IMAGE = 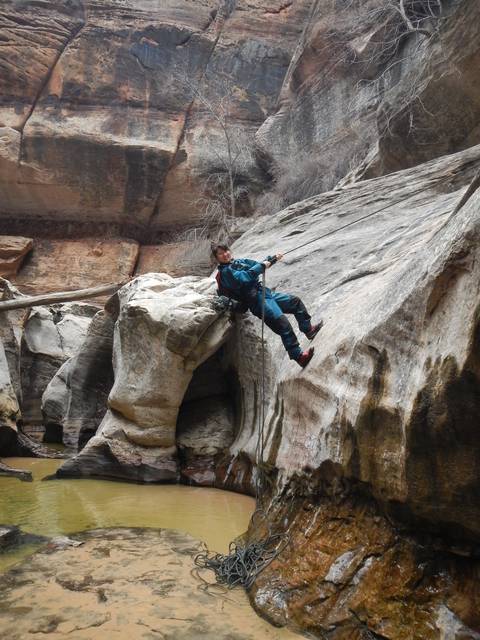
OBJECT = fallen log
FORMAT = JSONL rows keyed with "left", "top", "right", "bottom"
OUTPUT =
{"left": 0, "top": 281, "right": 127, "bottom": 312}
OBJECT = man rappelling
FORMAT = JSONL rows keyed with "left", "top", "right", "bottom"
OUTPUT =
{"left": 212, "top": 243, "right": 322, "bottom": 367}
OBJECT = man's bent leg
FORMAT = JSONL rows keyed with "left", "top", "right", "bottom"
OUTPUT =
{"left": 273, "top": 292, "right": 312, "bottom": 334}
{"left": 265, "top": 314, "right": 302, "bottom": 360}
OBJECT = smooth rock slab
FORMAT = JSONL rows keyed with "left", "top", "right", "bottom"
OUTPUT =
{"left": 229, "top": 143, "right": 480, "bottom": 541}
{"left": 0, "top": 527, "right": 302, "bottom": 640}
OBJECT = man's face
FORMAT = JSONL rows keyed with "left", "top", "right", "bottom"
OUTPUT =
{"left": 216, "top": 247, "right": 232, "bottom": 264}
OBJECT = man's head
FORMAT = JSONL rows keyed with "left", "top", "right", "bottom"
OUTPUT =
{"left": 211, "top": 243, "right": 232, "bottom": 264}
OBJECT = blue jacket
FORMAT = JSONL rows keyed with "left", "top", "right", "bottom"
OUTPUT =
{"left": 216, "top": 258, "right": 266, "bottom": 308}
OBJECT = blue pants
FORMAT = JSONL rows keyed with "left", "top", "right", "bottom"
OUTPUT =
{"left": 251, "top": 289, "right": 312, "bottom": 360}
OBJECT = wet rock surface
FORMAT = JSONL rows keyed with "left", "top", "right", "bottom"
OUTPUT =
{"left": 0, "top": 527, "right": 302, "bottom": 640}
{"left": 250, "top": 492, "right": 480, "bottom": 640}
{"left": 0, "top": 461, "right": 32, "bottom": 482}
{"left": 0, "top": 525, "right": 20, "bottom": 548}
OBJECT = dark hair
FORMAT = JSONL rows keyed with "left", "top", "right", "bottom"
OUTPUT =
{"left": 211, "top": 243, "right": 229, "bottom": 258}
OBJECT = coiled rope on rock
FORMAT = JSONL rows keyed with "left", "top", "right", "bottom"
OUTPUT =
{"left": 194, "top": 527, "right": 289, "bottom": 590}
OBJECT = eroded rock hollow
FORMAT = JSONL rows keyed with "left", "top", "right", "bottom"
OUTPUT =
{"left": 57, "top": 274, "right": 233, "bottom": 481}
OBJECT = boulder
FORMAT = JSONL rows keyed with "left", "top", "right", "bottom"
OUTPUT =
{"left": 0, "top": 236, "right": 33, "bottom": 277}
{"left": 0, "top": 524, "right": 20, "bottom": 549}
{"left": 226, "top": 143, "right": 480, "bottom": 542}
{"left": 42, "top": 310, "right": 115, "bottom": 450}
{"left": 57, "top": 274, "right": 233, "bottom": 482}
{"left": 21, "top": 303, "right": 99, "bottom": 424}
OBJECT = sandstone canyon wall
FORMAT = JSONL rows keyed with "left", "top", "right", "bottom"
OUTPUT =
{"left": 1, "top": 1, "right": 480, "bottom": 638}
{"left": 0, "top": 0, "right": 312, "bottom": 294}
{"left": 47, "top": 143, "right": 480, "bottom": 638}
{"left": 257, "top": 0, "right": 480, "bottom": 194}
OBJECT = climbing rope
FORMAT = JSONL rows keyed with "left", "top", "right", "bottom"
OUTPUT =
{"left": 193, "top": 265, "right": 289, "bottom": 592}
{"left": 282, "top": 170, "right": 480, "bottom": 259}
{"left": 282, "top": 199, "right": 401, "bottom": 257}
{"left": 256, "top": 270, "right": 267, "bottom": 484}
{"left": 193, "top": 527, "right": 289, "bottom": 590}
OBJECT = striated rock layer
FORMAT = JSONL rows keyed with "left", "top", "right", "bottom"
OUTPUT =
{"left": 0, "top": 0, "right": 310, "bottom": 238}
{"left": 257, "top": 0, "right": 480, "bottom": 192}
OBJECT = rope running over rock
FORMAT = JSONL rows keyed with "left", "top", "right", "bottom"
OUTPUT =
{"left": 193, "top": 270, "right": 288, "bottom": 592}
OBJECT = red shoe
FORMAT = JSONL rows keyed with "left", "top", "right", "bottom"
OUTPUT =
{"left": 297, "top": 347, "right": 314, "bottom": 368}
{"left": 305, "top": 320, "right": 323, "bottom": 341}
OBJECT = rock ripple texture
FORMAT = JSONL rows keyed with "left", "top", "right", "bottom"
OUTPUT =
{"left": 0, "top": 527, "right": 303, "bottom": 639}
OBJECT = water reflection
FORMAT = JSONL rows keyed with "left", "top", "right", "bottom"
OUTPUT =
{"left": 0, "top": 459, "right": 307, "bottom": 639}
{"left": 0, "top": 458, "right": 254, "bottom": 567}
